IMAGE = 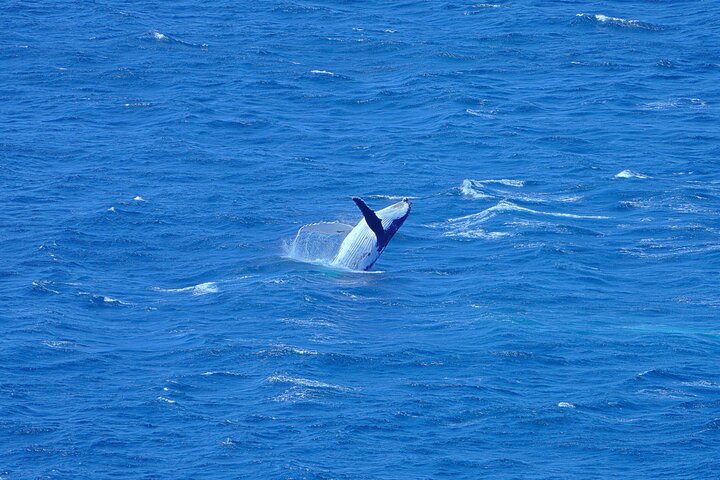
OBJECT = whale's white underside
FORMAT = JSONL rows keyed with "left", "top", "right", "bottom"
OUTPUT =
{"left": 332, "top": 200, "right": 410, "bottom": 271}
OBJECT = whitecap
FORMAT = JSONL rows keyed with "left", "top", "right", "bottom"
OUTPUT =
{"left": 32, "top": 279, "right": 60, "bottom": 294}
{"left": 441, "top": 201, "right": 607, "bottom": 239}
{"left": 41, "top": 340, "right": 74, "bottom": 349}
{"left": 79, "top": 292, "right": 128, "bottom": 305}
{"left": 133, "top": 195, "right": 145, "bottom": 201}
{"left": 558, "top": 402, "right": 576, "bottom": 408}
{"left": 267, "top": 375, "right": 349, "bottom": 391}
{"left": 479, "top": 179, "right": 525, "bottom": 187}
{"left": 640, "top": 98, "right": 706, "bottom": 110}
{"left": 615, "top": 169, "right": 649, "bottom": 179}
{"left": 258, "top": 345, "right": 319, "bottom": 357}
{"left": 449, "top": 200, "right": 607, "bottom": 222}
{"left": 367, "top": 194, "right": 418, "bottom": 200}
{"left": 148, "top": 30, "right": 208, "bottom": 48}
{"left": 157, "top": 396, "right": 176, "bottom": 404}
{"left": 310, "top": 69, "right": 335, "bottom": 76}
{"left": 152, "top": 282, "right": 219, "bottom": 296}
{"left": 460, "top": 179, "right": 493, "bottom": 199}
{"left": 466, "top": 108, "right": 495, "bottom": 118}
{"left": 576, "top": 13, "right": 662, "bottom": 31}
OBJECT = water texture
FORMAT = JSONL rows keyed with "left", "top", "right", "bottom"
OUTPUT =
{"left": 2, "top": 1, "right": 719, "bottom": 478}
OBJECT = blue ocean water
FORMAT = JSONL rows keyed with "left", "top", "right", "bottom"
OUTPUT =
{"left": 2, "top": 0, "right": 720, "bottom": 477}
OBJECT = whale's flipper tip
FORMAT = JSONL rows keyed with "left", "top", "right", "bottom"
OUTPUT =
{"left": 352, "top": 197, "right": 385, "bottom": 242}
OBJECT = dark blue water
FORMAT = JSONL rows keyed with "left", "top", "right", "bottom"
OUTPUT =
{"left": 2, "top": 1, "right": 720, "bottom": 478}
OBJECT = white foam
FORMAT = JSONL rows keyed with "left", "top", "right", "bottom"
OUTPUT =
{"left": 576, "top": 13, "right": 661, "bottom": 30}
{"left": 442, "top": 201, "right": 607, "bottom": 239}
{"left": 201, "top": 371, "right": 244, "bottom": 377}
{"left": 41, "top": 340, "right": 73, "bottom": 349}
{"left": 157, "top": 396, "right": 176, "bottom": 404}
{"left": 267, "top": 375, "right": 349, "bottom": 391}
{"left": 79, "top": 292, "right": 128, "bottom": 305}
{"left": 595, "top": 14, "right": 635, "bottom": 25}
{"left": 466, "top": 108, "right": 495, "bottom": 118}
{"left": 640, "top": 98, "right": 706, "bottom": 110}
{"left": 259, "top": 345, "right": 319, "bottom": 357}
{"left": 445, "top": 229, "right": 510, "bottom": 240}
{"left": 615, "top": 169, "right": 649, "bottom": 179}
{"left": 449, "top": 201, "right": 608, "bottom": 222}
{"left": 367, "top": 194, "right": 418, "bottom": 200}
{"left": 133, "top": 195, "right": 145, "bottom": 201}
{"left": 152, "top": 31, "right": 167, "bottom": 41}
{"left": 32, "top": 279, "right": 60, "bottom": 294}
{"left": 152, "top": 282, "right": 219, "bottom": 296}
{"left": 558, "top": 402, "right": 576, "bottom": 408}
{"left": 310, "top": 69, "right": 335, "bottom": 76}
{"left": 192, "top": 282, "right": 219, "bottom": 295}
{"left": 460, "top": 179, "right": 493, "bottom": 199}
{"left": 481, "top": 179, "right": 525, "bottom": 187}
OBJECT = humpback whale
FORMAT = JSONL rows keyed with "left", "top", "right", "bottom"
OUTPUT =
{"left": 331, "top": 197, "right": 412, "bottom": 271}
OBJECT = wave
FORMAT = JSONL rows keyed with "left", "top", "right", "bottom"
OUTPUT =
{"left": 257, "top": 345, "right": 320, "bottom": 357}
{"left": 32, "top": 279, "right": 60, "bottom": 294}
{"left": 466, "top": 108, "right": 496, "bottom": 118}
{"left": 148, "top": 30, "right": 208, "bottom": 48}
{"left": 441, "top": 200, "right": 607, "bottom": 239}
{"left": 575, "top": 13, "right": 663, "bottom": 31}
{"left": 460, "top": 179, "right": 580, "bottom": 204}
{"left": 615, "top": 169, "right": 649, "bottom": 179}
{"left": 79, "top": 291, "right": 128, "bottom": 306}
{"left": 639, "top": 98, "right": 706, "bottom": 110}
{"left": 152, "top": 282, "right": 219, "bottom": 296}
{"left": 268, "top": 374, "right": 350, "bottom": 391}
{"left": 367, "top": 194, "right": 418, "bottom": 200}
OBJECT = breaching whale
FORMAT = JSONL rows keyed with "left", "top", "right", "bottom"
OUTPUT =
{"left": 331, "top": 197, "right": 412, "bottom": 271}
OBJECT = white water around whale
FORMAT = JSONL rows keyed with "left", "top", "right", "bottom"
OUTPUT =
{"left": 287, "top": 221, "right": 353, "bottom": 265}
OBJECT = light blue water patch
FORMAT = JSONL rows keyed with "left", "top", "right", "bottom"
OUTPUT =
{"left": 2, "top": 1, "right": 720, "bottom": 478}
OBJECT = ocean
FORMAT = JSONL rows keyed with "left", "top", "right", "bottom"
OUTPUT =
{"left": 2, "top": 1, "right": 719, "bottom": 478}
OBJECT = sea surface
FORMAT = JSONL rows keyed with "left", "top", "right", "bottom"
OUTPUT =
{"left": 2, "top": 1, "right": 720, "bottom": 478}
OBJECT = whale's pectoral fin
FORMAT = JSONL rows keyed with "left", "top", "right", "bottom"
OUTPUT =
{"left": 352, "top": 197, "right": 384, "bottom": 242}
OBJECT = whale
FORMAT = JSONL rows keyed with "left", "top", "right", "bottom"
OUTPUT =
{"left": 331, "top": 197, "right": 412, "bottom": 271}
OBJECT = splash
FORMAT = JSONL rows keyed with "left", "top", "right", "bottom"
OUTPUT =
{"left": 286, "top": 221, "right": 352, "bottom": 265}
